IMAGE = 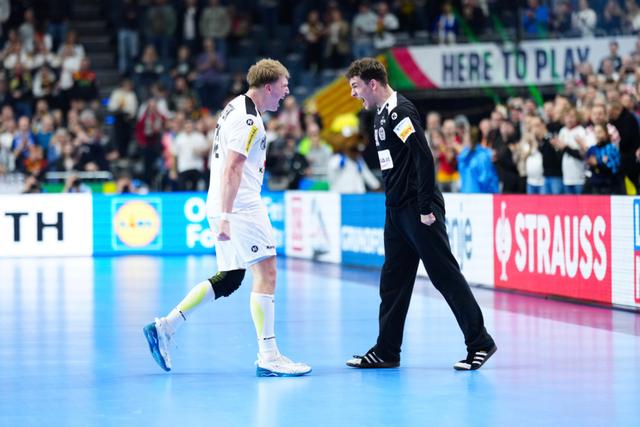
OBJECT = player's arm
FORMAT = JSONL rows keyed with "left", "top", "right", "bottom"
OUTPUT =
{"left": 392, "top": 108, "right": 436, "bottom": 224}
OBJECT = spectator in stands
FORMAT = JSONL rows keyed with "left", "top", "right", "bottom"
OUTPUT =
{"left": 199, "top": 0, "right": 231, "bottom": 60}
{"left": 457, "top": 127, "right": 499, "bottom": 193}
{"left": 8, "top": 61, "right": 32, "bottom": 117}
{"left": 608, "top": 100, "right": 640, "bottom": 192}
{"left": 53, "top": 130, "right": 76, "bottom": 172}
{"left": 266, "top": 135, "right": 309, "bottom": 190}
{"left": 71, "top": 58, "right": 99, "bottom": 105}
{"left": 178, "top": 0, "right": 200, "bottom": 55}
{"left": 551, "top": 1, "right": 573, "bottom": 36}
{"left": 169, "top": 75, "right": 199, "bottom": 115}
{"left": 522, "top": 0, "right": 549, "bottom": 36}
{"left": 328, "top": 145, "right": 380, "bottom": 193}
{"left": 74, "top": 113, "right": 110, "bottom": 172}
{"left": 32, "top": 65, "right": 57, "bottom": 106}
{"left": 298, "top": 121, "right": 332, "bottom": 182}
{"left": 58, "top": 44, "right": 81, "bottom": 112}
{"left": 572, "top": 0, "right": 598, "bottom": 37}
{"left": 585, "top": 123, "right": 622, "bottom": 193}
{"left": 351, "top": 2, "right": 377, "bottom": 59}
{"left": 586, "top": 102, "right": 621, "bottom": 146}
{"left": 195, "top": 37, "right": 225, "bottom": 112}
{"left": 3, "top": 39, "right": 29, "bottom": 71}
{"left": 600, "top": 41, "right": 622, "bottom": 74}
{"left": 300, "top": 10, "right": 325, "bottom": 72}
{"left": 108, "top": 78, "right": 138, "bottom": 158}
{"left": 324, "top": 7, "right": 350, "bottom": 70}
{"left": 18, "top": 8, "right": 35, "bottom": 51}
{"left": 30, "top": 38, "right": 60, "bottom": 71}
{"left": 170, "top": 118, "right": 208, "bottom": 191}
{"left": 372, "top": 2, "right": 398, "bottom": 50}
{"left": 172, "top": 45, "right": 196, "bottom": 83}
{"left": 276, "top": 95, "right": 303, "bottom": 139}
{"left": 434, "top": 2, "right": 459, "bottom": 44}
{"left": 601, "top": 0, "right": 624, "bottom": 35}
{"left": 144, "top": 0, "right": 176, "bottom": 66}
{"left": 494, "top": 120, "right": 522, "bottom": 193}
{"left": 135, "top": 98, "right": 166, "bottom": 186}
{"left": 11, "top": 116, "right": 35, "bottom": 174}
{"left": 159, "top": 113, "right": 182, "bottom": 191}
{"left": 134, "top": 45, "right": 166, "bottom": 101}
{"left": 461, "top": 0, "right": 486, "bottom": 37}
{"left": 35, "top": 114, "right": 54, "bottom": 162}
{"left": 425, "top": 111, "right": 441, "bottom": 134}
{"left": 435, "top": 120, "right": 460, "bottom": 192}
{"left": 522, "top": 122, "right": 544, "bottom": 194}
{"left": 117, "top": 0, "right": 141, "bottom": 75}
{"left": 556, "top": 107, "right": 588, "bottom": 194}
{"left": 57, "top": 29, "right": 85, "bottom": 59}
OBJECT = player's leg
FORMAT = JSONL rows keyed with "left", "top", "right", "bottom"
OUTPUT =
{"left": 232, "top": 207, "right": 311, "bottom": 376}
{"left": 347, "top": 209, "right": 420, "bottom": 368}
{"left": 248, "top": 257, "right": 311, "bottom": 377}
{"left": 405, "top": 203, "right": 496, "bottom": 370}
{"left": 143, "top": 217, "right": 247, "bottom": 372}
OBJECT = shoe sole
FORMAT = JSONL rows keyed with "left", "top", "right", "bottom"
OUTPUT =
{"left": 143, "top": 324, "right": 171, "bottom": 372}
{"left": 453, "top": 345, "right": 497, "bottom": 371}
{"left": 346, "top": 361, "right": 400, "bottom": 369}
{"left": 256, "top": 367, "right": 312, "bottom": 377}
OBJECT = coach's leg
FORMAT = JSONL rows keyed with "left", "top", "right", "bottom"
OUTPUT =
{"left": 375, "top": 210, "right": 420, "bottom": 361}
{"left": 406, "top": 204, "right": 494, "bottom": 352}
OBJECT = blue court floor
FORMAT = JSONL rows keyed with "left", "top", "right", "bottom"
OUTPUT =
{"left": 0, "top": 255, "right": 639, "bottom": 427}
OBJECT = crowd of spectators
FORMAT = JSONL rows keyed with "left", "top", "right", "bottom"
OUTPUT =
{"left": 426, "top": 39, "right": 640, "bottom": 195}
{"left": 1, "top": 0, "right": 640, "bottom": 196}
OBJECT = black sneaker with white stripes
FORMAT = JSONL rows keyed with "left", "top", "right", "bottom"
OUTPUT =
{"left": 453, "top": 345, "right": 497, "bottom": 371}
{"left": 346, "top": 349, "right": 400, "bottom": 368}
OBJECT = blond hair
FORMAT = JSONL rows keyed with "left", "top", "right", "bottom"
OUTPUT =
{"left": 246, "top": 59, "right": 290, "bottom": 88}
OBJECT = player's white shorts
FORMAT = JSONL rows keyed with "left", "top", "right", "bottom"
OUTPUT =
{"left": 208, "top": 205, "right": 277, "bottom": 271}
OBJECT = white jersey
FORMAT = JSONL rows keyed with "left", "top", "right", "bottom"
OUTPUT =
{"left": 207, "top": 95, "right": 268, "bottom": 215}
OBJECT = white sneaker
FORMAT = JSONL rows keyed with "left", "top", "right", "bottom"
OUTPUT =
{"left": 143, "top": 317, "right": 173, "bottom": 372}
{"left": 156, "top": 317, "right": 174, "bottom": 369}
{"left": 256, "top": 353, "right": 312, "bottom": 377}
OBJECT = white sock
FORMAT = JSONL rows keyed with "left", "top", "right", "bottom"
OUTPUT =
{"left": 164, "top": 280, "right": 215, "bottom": 334}
{"left": 250, "top": 292, "right": 278, "bottom": 358}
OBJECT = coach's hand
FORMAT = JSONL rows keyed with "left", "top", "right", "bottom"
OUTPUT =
{"left": 217, "top": 219, "right": 231, "bottom": 241}
{"left": 420, "top": 213, "right": 436, "bottom": 226}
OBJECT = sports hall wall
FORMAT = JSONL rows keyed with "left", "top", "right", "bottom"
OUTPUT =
{"left": 1, "top": 192, "right": 638, "bottom": 310}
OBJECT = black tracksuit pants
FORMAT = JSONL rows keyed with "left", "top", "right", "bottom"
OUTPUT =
{"left": 375, "top": 201, "right": 495, "bottom": 361}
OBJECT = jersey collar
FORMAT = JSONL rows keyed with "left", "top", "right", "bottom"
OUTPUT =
{"left": 377, "top": 91, "right": 397, "bottom": 115}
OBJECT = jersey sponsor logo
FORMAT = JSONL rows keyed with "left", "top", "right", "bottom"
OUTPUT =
{"left": 378, "top": 127, "right": 386, "bottom": 141}
{"left": 245, "top": 125, "right": 259, "bottom": 153}
{"left": 394, "top": 117, "right": 415, "bottom": 143}
{"left": 246, "top": 118, "right": 254, "bottom": 126}
{"left": 251, "top": 245, "right": 258, "bottom": 253}
{"left": 378, "top": 149, "right": 393, "bottom": 170}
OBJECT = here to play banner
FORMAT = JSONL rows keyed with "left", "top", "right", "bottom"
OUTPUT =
{"left": 387, "top": 37, "right": 637, "bottom": 89}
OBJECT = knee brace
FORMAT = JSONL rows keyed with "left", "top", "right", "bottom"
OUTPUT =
{"left": 209, "top": 269, "right": 246, "bottom": 299}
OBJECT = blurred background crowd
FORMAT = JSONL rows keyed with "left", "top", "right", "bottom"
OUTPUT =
{"left": 0, "top": 0, "right": 638, "bottom": 196}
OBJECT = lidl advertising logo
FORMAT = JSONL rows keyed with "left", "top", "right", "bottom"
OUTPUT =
{"left": 111, "top": 198, "right": 162, "bottom": 250}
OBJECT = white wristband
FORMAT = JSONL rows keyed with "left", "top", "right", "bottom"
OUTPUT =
{"left": 220, "top": 212, "right": 230, "bottom": 221}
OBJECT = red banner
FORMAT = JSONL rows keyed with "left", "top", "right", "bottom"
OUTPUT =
{"left": 493, "top": 196, "right": 611, "bottom": 303}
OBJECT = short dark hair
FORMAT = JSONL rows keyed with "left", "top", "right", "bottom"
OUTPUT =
{"left": 346, "top": 58, "right": 388, "bottom": 86}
